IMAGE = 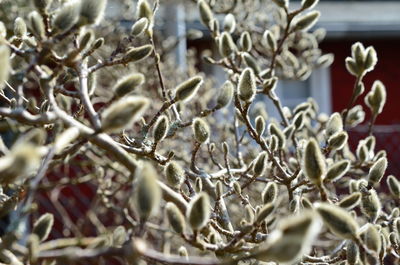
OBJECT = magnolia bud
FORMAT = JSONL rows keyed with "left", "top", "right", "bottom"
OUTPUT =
{"left": 113, "top": 74, "right": 145, "bottom": 98}
{"left": 264, "top": 30, "right": 277, "bottom": 52}
{"left": 52, "top": 1, "right": 81, "bottom": 34}
{"left": 198, "top": 0, "right": 213, "bottom": 28}
{"left": 131, "top": 18, "right": 148, "bottom": 36}
{"left": 255, "top": 115, "right": 265, "bottom": 137}
{"left": 28, "top": 11, "right": 45, "bottom": 40}
{"left": 368, "top": 157, "right": 387, "bottom": 187}
{"left": 79, "top": 0, "right": 107, "bottom": 25}
{"left": 364, "top": 46, "right": 377, "bottom": 72}
{"left": 242, "top": 52, "right": 260, "bottom": 74}
{"left": 361, "top": 189, "right": 381, "bottom": 223}
{"left": 301, "top": 197, "right": 313, "bottom": 209}
{"left": 315, "top": 203, "right": 359, "bottom": 239}
{"left": 153, "top": 115, "right": 169, "bottom": 143}
{"left": 316, "top": 53, "right": 334, "bottom": 68}
{"left": 14, "top": 17, "right": 27, "bottom": 37}
{"left": 165, "top": 202, "right": 185, "bottom": 234}
{"left": 284, "top": 125, "right": 295, "bottom": 139}
{"left": 338, "top": 192, "right": 361, "bottom": 210}
{"left": 223, "top": 13, "right": 236, "bottom": 33}
{"left": 294, "top": 11, "right": 320, "bottom": 31}
{"left": 271, "top": 0, "right": 288, "bottom": 8}
{"left": 363, "top": 224, "right": 381, "bottom": 253}
{"left": 133, "top": 163, "right": 161, "bottom": 221}
{"left": 194, "top": 177, "right": 203, "bottom": 193}
{"left": 303, "top": 139, "right": 326, "bottom": 185}
{"left": 219, "top": 32, "right": 236, "bottom": 57}
{"left": 325, "top": 160, "right": 350, "bottom": 182}
{"left": 238, "top": 68, "right": 256, "bottom": 102}
{"left": 233, "top": 182, "right": 241, "bottom": 195}
{"left": 0, "top": 45, "right": 10, "bottom": 89}
{"left": 255, "top": 203, "right": 275, "bottom": 224}
{"left": 186, "top": 192, "right": 210, "bottom": 230}
{"left": 262, "top": 182, "right": 278, "bottom": 204}
{"left": 293, "top": 112, "right": 305, "bottom": 130}
{"left": 365, "top": 80, "right": 386, "bottom": 116}
{"left": 254, "top": 152, "right": 267, "bottom": 176}
{"left": 101, "top": 96, "right": 149, "bottom": 133}
{"left": 92, "top": 38, "right": 104, "bottom": 50}
{"left": 302, "top": 0, "right": 319, "bottom": 9}
{"left": 165, "top": 162, "right": 184, "bottom": 189}
{"left": 325, "top": 112, "right": 343, "bottom": 138}
{"left": 387, "top": 175, "right": 400, "bottom": 198}
{"left": 215, "top": 80, "right": 234, "bottom": 109}
{"left": 27, "top": 234, "right": 39, "bottom": 264}
{"left": 33, "top": 213, "right": 54, "bottom": 242}
{"left": 175, "top": 76, "right": 203, "bottom": 102}
{"left": 346, "top": 241, "right": 359, "bottom": 265}
{"left": 347, "top": 105, "right": 365, "bottom": 127}
{"left": 78, "top": 30, "right": 94, "bottom": 52}
{"left": 215, "top": 181, "right": 223, "bottom": 198}
{"left": 327, "top": 131, "right": 348, "bottom": 151}
{"left": 123, "top": 45, "right": 153, "bottom": 63}
{"left": 192, "top": 118, "right": 210, "bottom": 143}
{"left": 239, "top": 31, "right": 252, "bottom": 52}
{"left": 268, "top": 123, "right": 286, "bottom": 149}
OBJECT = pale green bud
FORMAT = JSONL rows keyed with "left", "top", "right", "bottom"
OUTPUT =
{"left": 361, "top": 189, "right": 381, "bottom": 223}
{"left": 255, "top": 115, "right": 265, "bottom": 137}
{"left": 131, "top": 18, "right": 148, "bottom": 36}
{"left": 293, "top": 112, "right": 305, "bottom": 130}
{"left": 242, "top": 52, "right": 260, "bottom": 74}
{"left": 223, "top": 13, "right": 236, "bottom": 33}
{"left": 33, "top": 213, "right": 54, "bottom": 242}
{"left": 294, "top": 11, "right": 320, "bottom": 31}
{"left": 28, "top": 11, "right": 45, "bottom": 40}
{"left": 303, "top": 139, "right": 326, "bottom": 185}
{"left": 262, "top": 182, "right": 278, "bottom": 204}
{"left": 165, "top": 161, "right": 184, "bottom": 189}
{"left": 233, "top": 181, "right": 241, "bottom": 195}
{"left": 153, "top": 115, "right": 169, "bottom": 143}
{"left": 364, "top": 46, "right": 377, "bottom": 72}
{"left": 92, "top": 38, "right": 104, "bottom": 50}
{"left": 133, "top": 163, "right": 161, "bottom": 221}
{"left": 0, "top": 22, "right": 6, "bottom": 38}
{"left": 52, "top": 1, "right": 80, "bottom": 34}
{"left": 187, "top": 29, "right": 203, "bottom": 40}
{"left": 79, "top": 0, "right": 107, "bottom": 25}
{"left": 263, "top": 30, "right": 276, "bottom": 51}
{"left": 215, "top": 80, "right": 234, "bottom": 109}
{"left": 316, "top": 53, "right": 334, "bottom": 68}
{"left": 268, "top": 123, "right": 286, "bottom": 149}
{"left": 255, "top": 203, "right": 275, "bottom": 224}
{"left": 101, "top": 96, "right": 149, "bottom": 133}
{"left": 302, "top": 0, "right": 319, "bottom": 10}
{"left": 362, "top": 224, "right": 381, "bottom": 253}
{"left": 0, "top": 45, "right": 10, "bottom": 89}
{"left": 238, "top": 68, "right": 256, "bottom": 102}
{"left": 219, "top": 32, "right": 236, "bottom": 57}
{"left": 198, "top": 0, "right": 213, "bottom": 29}
{"left": 301, "top": 197, "right": 313, "bottom": 209}
{"left": 192, "top": 118, "right": 210, "bottom": 143}
{"left": 186, "top": 192, "right": 210, "bottom": 230}
{"left": 325, "top": 112, "right": 343, "bottom": 138}
{"left": 325, "top": 160, "right": 350, "bottom": 182}
{"left": 387, "top": 175, "right": 400, "bottom": 198}
{"left": 78, "top": 30, "right": 94, "bottom": 52}
{"left": 368, "top": 157, "right": 387, "bottom": 187}
{"left": 123, "top": 45, "right": 153, "bottom": 63}
{"left": 347, "top": 105, "right": 365, "bottom": 127}
{"left": 315, "top": 203, "right": 359, "bottom": 239}
{"left": 352, "top": 42, "right": 365, "bottom": 67}
{"left": 165, "top": 202, "right": 185, "bottom": 234}
{"left": 194, "top": 177, "right": 203, "bottom": 193}
{"left": 346, "top": 57, "right": 362, "bottom": 76}
{"left": 239, "top": 31, "right": 252, "bottom": 52}
{"left": 284, "top": 125, "right": 295, "bottom": 139}
{"left": 327, "top": 131, "right": 348, "bottom": 151}
{"left": 113, "top": 73, "right": 145, "bottom": 98}
{"left": 14, "top": 17, "right": 27, "bottom": 37}
{"left": 338, "top": 192, "right": 361, "bottom": 210}
{"left": 254, "top": 152, "right": 267, "bottom": 176}
{"left": 175, "top": 76, "right": 203, "bottom": 102}
{"left": 346, "top": 241, "right": 359, "bottom": 265}
{"left": 365, "top": 80, "right": 386, "bottom": 116}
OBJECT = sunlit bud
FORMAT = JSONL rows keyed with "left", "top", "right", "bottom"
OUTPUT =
{"left": 101, "top": 96, "right": 149, "bottom": 133}
{"left": 113, "top": 74, "right": 145, "bottom": 98}
{"left": 325, "top": 160, "right": 350, "bottom": 182}
{"left": 92, "top": 38, "right": 104, "bottom": 50}
{"left": 123, "top": 45, "right": 153, "bottom": 63}
{"left": 325, "top": 112, "right": 343, "bottom": 138}
{"left": 33, "top": 213, "right": 54, "bottom": 242}
{"left": 284, "top": 125, "right": 295, "bottom": 139}
{"left": 165, "top": 162, "right": 184, "bottom": 189}
{"left": 219, "top": 32, "right": 236, "bottom": 57}
{"left": 365, "top": 80, "right": 386, "bottom": 116}
{"left": 192, "top": 118, "right": 210, "bottom": 143}
{"left": 387, "top": 175, "right": 400, "bottom": 198}
{"left": 14, "top": 17, "right": 27, "bottom": 37}
{"left": 178, "top": 246, "right": 189, "bottom": 259}
{"left": 293, "top": 112, "right": 305, "bottom": 130}
{"left": 78, "top": 30, "right": 94, "bottom": 52}
{"left": 52, "top": 1, "right": 81, "bottom": 34}
{"left": 263, "top": 30, "right": 276, "bottom": 52}
{"left": 338, "top": 192, "right": 361, "bottom": 210}
{"left": 294, "top": 11, "right": 320, "bottom": 31}
{"left": 347, "top": 105, "right": 365, "bottom": 127}
{"left": 302, "top": 138, "right": 326, "bottom": 185}
{"left": 233, "top": 182, "right": 241, "bottom": 195}
{"left": 368, "top": 157, "right": 387, "bottom": 187}
{"left": 301, "top": 197, "right": 313, "bottom": 209}
{"left": 131, "top": 18, "right": 148, "bottom": 36}
{"left": 268, "top": 123, "right": 286, "bottom": 149}
{"left": 316, "top": 53, "right": 334, "bottom": 68}
{"left": 209, "top": 19, "right": 219, "bottom": 33}
{"left": 223, "top": 13, "right": 236, "bottom": 33}
{"left": 215, "top": 81, "right": 234, "bottom": 109}
{"left": 239, "top": 31, "right": 252, "bottom": 52}
{"left": 198, "top": 0, "right": 213, "bottom": 29}
{"left": 186, "top": 192, "right": 210, "bottom": 230}
{"left": 364, "top": 46, "right": 377, "bottom": 72}
{"left": 194, "top": 177, "right": 203, "bottom": 193}
{"left": 345, "top": 57, "right": 362, "bottom": 76}
{"left": 362, "top": 224, "right": 381, "bottom": 253}
{"left": 187, "top": 29, "right": 203, "bottom": 40}
{"left": 175, "top": 76, "right": 203, "bottom": 102}
{"left": 153, "top": 115, "right": 169, "bottom": 143}
{"left": 346, "top": 240, "right": 359, "bottom": 265}
{"left": 255, "top": 115, "right": 265, "bottom": 137}
{"left": 302, "top": 0, "right": 319, "bottom": 10}
{"left": 361, "top": 189, "right": 381, "bottom": 223}
{"left": 238, "top": 68, "right": 256, "bottom": 102}
{"left": 0, "top": 45, "right": 10, "bottom": 89}
{"left": 166, "top": 202, "right": 185, "bottom": 234}
{"left": 271, "top": 0, "right": 288, "bottom": 9}
{"left": 356, "top": 142, "right": 369, "bottom": 163}
{"left": 315, "top": 203, "right": 359, "bottom": 239}
{"left": 255, "top": 203, "right": 275, "bottom": 224}
{"left": 262, "top": 182, "right": 278, "bottom": 204}
{"left": 133, "top": 163, "right": 161, "bottom": 221}
{"left": 254, "top": 152, "right": 267, "bottom": 176}
{"left": 28, "top": 11, "right": 45, "bottom": 40}
{"left": 327, "top": 131, "right": 348, "bottom": 151}
{"left": 215, "top": 180, "right": 223, "bottom": 198}
{"left": 242, "top": 52, "right": 260, "bottom": 74}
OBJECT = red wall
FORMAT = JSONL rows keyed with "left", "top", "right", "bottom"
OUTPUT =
{"left": 321, "top": 38, "right": 400, "bottom": 125}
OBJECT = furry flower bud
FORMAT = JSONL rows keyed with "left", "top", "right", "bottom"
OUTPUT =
{"left": 113, "top": 73, "right": 145, "bottom": 98}
{"left": 303, "top": 139, "right": 326, "bottom": 185}
{"left": 131, "top": 18, "right": 148, "bottom": 36}
{"left": 327, "top": 131, "right": 348, "bottom": 151}
{"left": 219, "top": 32, "right": 236, "bottom": 57}
{"left": 362, "top": 224, "right": 381, "bottom": 253}
{"left": 325, "top": 112, "right": 343, "bottom": 138}
{"left": 166, "top": 202, "right": 185, "bottom": 234}
{"left": 368, "top": 157, "right": 387, "bottom": 187}
{"left": 255, "top": 115, "right": 266, "bottom": 137}
{"left": 294, "top": 11, "right": 320, "bottom": 31}
{"left": 14, "top": 17, "right": 27, "bottom": 37}
{"left": 175, "top": 76, "right": 203, "bottom": 102}
{"left": 239, "top": 31, "right": 252, "bottom": 52}
{"left": 215, "top": 81, "right": 234, "bottom": 109}
{"left": 79, "top": 0, "right": 107, "bottom": 25}
{"left": 192, "top": 118, "right": 210, "bottom": 143}
{"left": 361, "top": 189, "right": 381, "bottom": 223}
{"left": 346, "top": 241, "right": 359, "bottom": 265}
{"left": 223, "top": 13, "right": 236, "bottom": 33}
{"left": 272, "top": 0, "right": 288, "bottom": 8}
{"left": 33, "top": 213, "right": 54, "bottom": 242}
{"left": 0, "top": 45, "right": 10, "bottom": 89}
{"left": 52, "top": 1, "right": 81, "bottom": 34}
{"left": 186, "top": 192, "right": 210, "bottom": 230}
{"left": 198, "top": 0, "right": 213, "bottom": 28}
{"left": 262, "top": 182, "right": 278, "bottom": 204}
{"left": 365, "top": 80, "right": 386, "bottom": 116}
{"left": 325, "top": 160, "right": 350, "bottom": 182}
{"left": 268, "top": 123, "right": 286, "bottom": 149}
{"left": 28, "top": 11, "right": 45, "bottom": 40}
{"left": 387, "top": 175, "right": 400, "bottom": 198}
{"left": 254, "top": 152, "right": 267, "bottom": 176}
{"left": 123, "top": 45, "right": 153, "bottom": 63}
{"left": 101, "top": 96, "right": 149, "bottom": 133}
{"left": 302, "top": 0, "right": 319, "bottom": 9}
{"left": 338, "top": 192, "right": 361, "bottom": 210}
{"left": 238, "top": 68, "right": 256, "bottom": 102}
{"left": 165, "top": 162, "right": 184, "bottom": 189}
{"left": 153, "top": 115, "right": 169, "bottom": 143}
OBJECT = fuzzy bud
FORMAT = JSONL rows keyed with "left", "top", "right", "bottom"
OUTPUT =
{"left": 361, "top": 189, "right": 381, "bottom": 223}
{"left": 28, "top": 11, "right": 45, "bottom": 40}
{"left": 365, "top": 80, "right": 386, "bottom": 116}
{"left": 238, "top": 68, "right": 256, "bottom": 102}
{"left": 255, "top": 115, "right": 266, "bottom": 137}
{"left": 264, "top": 30, "right": 277, "bottom": 52}
{"left": 131, "top": 18, "right": 148, "bottom": 36}
{"left": 166, "top": 202, "right": 185, "bottom": 234}
{"left": 175, "top": 76, "right": 203, "bottom": 102}
{"left": 133, "top": 163, "right": 161, "bottom": 221}
{"left": 242, "top": 52, "right": 260, "bottom": 74}
{"left": 255, "top": 203, "right": 275, "bottom": 224}
{"left": 219, "top": 32, "right": 236, "bottom": 57}
{"left": 123, "top": 45, "right": 153, "bottom": 63}
{"left": 302, "top": 0, "right": 319, "bottom": 10}
{"left": 364, "top": 46, "right": 377, "bottom": 72}
{"left": 198, "top": 0, "right": 213, "bottom": 29}
{"left": 33, "top": 213, "right": 54, "bottom": 242}
{"left": 294, "top": 11, "right": 320, "bottom": 31}
{"left": 368, "top": 157, "right": 387, "bottom": 187}
{"left": 0, "top": 45, "right": 10, "bottom": 89}
{"left": 186, "top": 192, "right": 210, "bottom": 230}
{"left": 14, "top": 17, "right": 27, "bottom": 38}
{"left": 78, "top": 30, "right": 94, "bottom": 52}
{"left": 387, "top": 175, "right": 400, "bottom": 198}
{"left": 315, "top": 203, "right": 359, "bottom": 239}
{"left": 223, "top": 13, "right": 236, "bottom": 33}
{"left": 101, "top": 96, "right": 149, "bottom": 133}
{"left": 327, "top": 131, "right": 348, "bottom": 151}
{"left": 52, "top": 1, "right": 81, "bottom": 34}
{"left": 79, "top": 0, "right": 107, "bottom": 25}
{"left": 215, "top": 181, "right": 223, "bottom": 198}
{"left": 362, "top": 224, "right": 381, "bottom": 253}
{"left": 239, "top": 31, "right": 252, "bottom": 52}
{"left": 192, "top": 118, "right": 210, "bottom": 143}
{"left": 215, "top": 80, "right": 234, "bottom": 109}
{"left": 254, "top": 152, "right": 267, "bottom": 176}
{"left": 165, "top": 162, "right": 184, "bottom": 189}
{"left": 346, "top": 241, "right": 359, "bottom": 265}
{"left": 113, "top": 74, "right": 145, "bottom": 98}
{"left": 262, "top": 182, "right": 278, "bottom": 204}
{"left": 347, "top": 105, "right": 365, "bottom": 127}
{"left": 268, "top": 123, "right": 286, "bottom": 149}
{"left": 303, "top": 139, "right": 326, "bottom": 185}
{"left": 325, "top": 112, "right": 343, "bottom": 138}
{"left": 338, "top": 192, "right": 361, "bottom": 210}
{"left": 325, "top": 160, "right": 350, "bottom": 182}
